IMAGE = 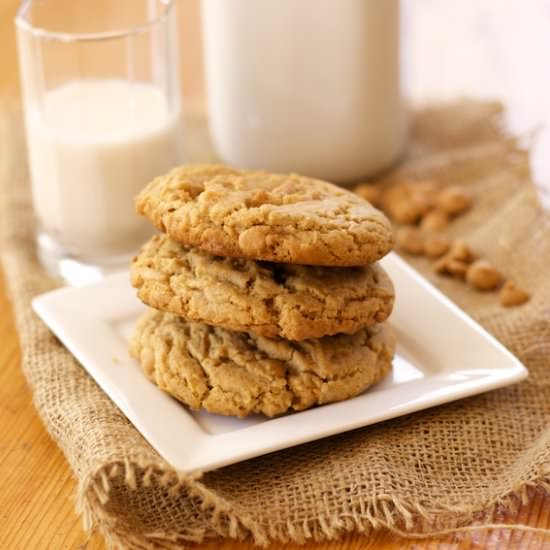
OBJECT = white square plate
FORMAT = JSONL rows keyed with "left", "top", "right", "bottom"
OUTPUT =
{"left": 32, "top": 253, "right": 527, "bottom": 474}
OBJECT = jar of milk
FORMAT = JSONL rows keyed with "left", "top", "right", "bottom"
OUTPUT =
{"left": 201, "top": 0, "right": 409, "bottom": 183}
{"left": 15, "top": 0, "right": 183, "bottom": 285}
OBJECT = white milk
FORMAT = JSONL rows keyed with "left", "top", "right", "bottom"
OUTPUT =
{"left": 24, "top": 80, "right": 183, "bottom": 260}
{"left": 201, "top": 0, "right": 408, "bottom": 183}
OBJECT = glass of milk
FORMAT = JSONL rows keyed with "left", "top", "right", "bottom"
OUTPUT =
{"left": 15, "top": 0, "right": 183, "bottom": 285}
{"left": 201, "top": 0, "right": 409, "bottom": 184}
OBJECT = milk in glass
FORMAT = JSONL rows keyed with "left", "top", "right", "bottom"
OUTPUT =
{"left": 24, "top": 79, "right": 183, "bottom": 260}
{"left": 16, "top": 0, "right": 181, "bottom": 284}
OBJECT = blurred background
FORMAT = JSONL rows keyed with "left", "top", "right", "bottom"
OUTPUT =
{"left": 3, "top": 0, "right": 550, "bottom": 119}
{"left": 3, "top": 0, "right": 549, "bottom": 199}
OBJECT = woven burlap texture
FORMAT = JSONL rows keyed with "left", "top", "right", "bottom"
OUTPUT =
{"left": 1, "top": 101, "right": 550, "bottom": 549}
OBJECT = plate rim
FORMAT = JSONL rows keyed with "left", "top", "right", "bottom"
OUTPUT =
{"left": 31, "top": 253, "right": 528, "bottom": 473}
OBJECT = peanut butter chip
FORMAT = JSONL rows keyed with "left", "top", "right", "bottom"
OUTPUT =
{"left": 433, "top": 256, "right": 449, "bottom": 275}
{"left": 354, "top": 183, "right": 382, "bottom": 206}
{"left": 433, "top": 257, "right": 466, "bottom": 278}
{"left": 433, "top": 240, "right": 476, "bottom": 277}
{"left": 500, "top": 280, "right": 530, "bottom": 307}
{"left": 446, "top": 260, "right": 468, "bottom": 278}
{"left": 424, "top": 234, "right": 451, "bottom": 258}
{"left": 448, "top": 240, "right": 476, "bottom": 264}
{"left": 381, "top": 180, "right": 440, "bottom": 224}
{"left": 382, "top": 182, "right": 421, "bottom": 224}
{"left": 466, "top": 260, "right": 503, "bottom": 291}
{"left": 437, "top": 186, "right": 473, "bottom": 216}
{"left": 396, "top": 227, "right": 425, "bottom": 255}
{"left": 411, "top": 182, "right": 438, "bottom": 216}
{"left": 420, "top": 210, "right": 449, "bottom": 232}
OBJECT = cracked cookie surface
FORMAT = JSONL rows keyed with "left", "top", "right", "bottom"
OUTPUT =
{"left": 135, "top": 164, "right": 394, "bottom": 266}
{"left": 129, "top": 309, "right": 395, "bottom": 417}
{"left": 132, "top": 234, "right": 395, "bottom": 340}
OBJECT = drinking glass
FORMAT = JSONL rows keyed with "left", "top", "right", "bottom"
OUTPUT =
{"left": 15, "top": 0, "right": 183, "bottom": 285}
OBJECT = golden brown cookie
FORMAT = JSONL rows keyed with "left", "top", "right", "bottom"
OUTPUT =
{"left": 129, "top": 309, "right": 395, "bottom": 418}
{"left": 135, "top": 164, "right": 394, "bottom": 266}
{"left": 131, "top": 234, "right": 394, "bottom": 341}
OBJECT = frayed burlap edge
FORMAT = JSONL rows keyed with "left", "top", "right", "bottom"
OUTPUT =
{"left": 76, "top": 459, "right": 550, "bottom": 548}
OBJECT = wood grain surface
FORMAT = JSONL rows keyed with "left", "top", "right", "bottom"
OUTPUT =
{"left": 1, "top": 1, "right": 550, "bottom": 549}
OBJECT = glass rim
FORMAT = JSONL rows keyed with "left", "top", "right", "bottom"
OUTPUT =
{"left": 14, "top": 0, "right": 175, "bottom": 42}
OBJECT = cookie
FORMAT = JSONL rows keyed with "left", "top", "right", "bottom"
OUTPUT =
{"left": 129, "top": 309, "right": 395, "bottom": 418}
{"left": 131, "top": 234, "right": 394, "bottom": 340}
{"left": 135, "top": 164, "right": 394, "bottom": 266}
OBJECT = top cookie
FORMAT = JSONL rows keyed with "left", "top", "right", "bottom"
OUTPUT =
{"left": 135, "top": 164, "right": 394, "bottom": 266}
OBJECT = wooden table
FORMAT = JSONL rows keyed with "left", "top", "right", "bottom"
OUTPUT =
{"left": 1, "top": 1, "right": 550, "bottom": 548}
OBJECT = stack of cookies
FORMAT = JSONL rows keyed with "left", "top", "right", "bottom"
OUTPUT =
{"left": 129, "top": 164, "right": 396, "bottom": 418}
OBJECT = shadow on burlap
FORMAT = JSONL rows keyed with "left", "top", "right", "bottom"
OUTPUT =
{"left": 1, "top": 101, "right": 550, "bottom": 548}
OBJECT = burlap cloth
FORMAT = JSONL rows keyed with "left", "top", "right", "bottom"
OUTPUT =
{"left": 1, "top": 100, "right": 550, "bottom": 549}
